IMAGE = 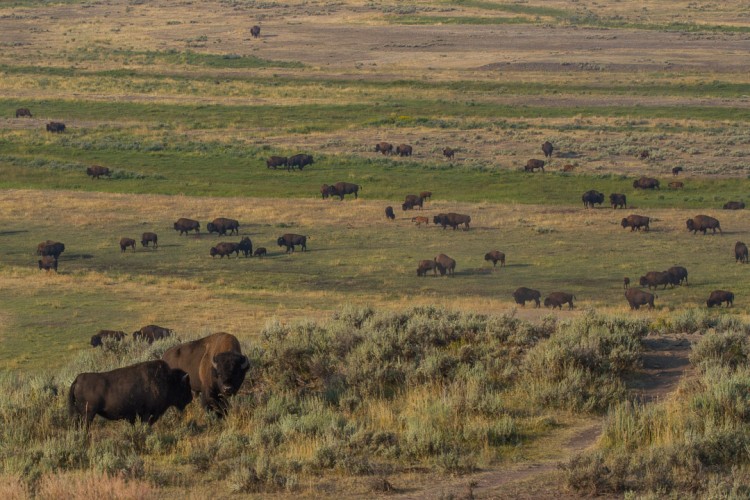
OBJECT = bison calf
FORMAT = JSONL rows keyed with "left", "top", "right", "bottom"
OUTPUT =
{"left": 38, "top": 256, "right": 58, "bottom": 272}
{"left": 385, "top": 206, "right": 395, "bottom": 220}
{"left": 253, "top": 247, "right": 267, "bottom": 258}
{"left": 412, "top": 216, "right": 429, "bottom": 227}
{"left": 443, "top": 148, "right": 455, "bottom": 159}
{"left": 484, "top": 250, "right": 505, "bottom": 268}
{"left": 119, "top": 237, "right": 136, "bottom": 252}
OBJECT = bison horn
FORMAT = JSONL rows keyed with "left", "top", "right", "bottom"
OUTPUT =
{"left": 240, "top": 356, "right": 250, "bottom": 370}
{"left": 212, "top": 360, "right": 218, "bottom": 370}
{"left": 182, "top": 373, "right": 189, "bottom": 384}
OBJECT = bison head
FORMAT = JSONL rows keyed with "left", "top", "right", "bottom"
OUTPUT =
{"left": 211, "top": 353, "right": 250, "bottom": 396}
{"left": 210, "top": 247, "right": 218, "bottom": 257}
{"left": 543, "top": 298, "right": 552, "bottom": 307}
{"left": 207, "top": 223, "right": 216, "bottom": 233}
{"left": 621, "top": 218, "right": 629, "bottom": 228}
{"left": 686, "top": 219, "right": 695, "bottom": 230}
{"left": 90, "top": 335, "right": 102, "bottom": 347}
{"left": 639, "top": 276, "right": 648, "bottom": 286}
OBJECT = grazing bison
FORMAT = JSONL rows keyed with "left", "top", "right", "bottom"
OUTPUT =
{"left": 621, "top": 214, "right": 650, "bottom": 232}
{"left": 525, "top": 159, "right": 545, "bottom": 172}
{"left": 133, "top": 325, "right": 173, "bottom": 343}
{"left": 639, "top": 150, "right": 649, "bottom": 159}
{"left": 419, "top": 191, "right": 432, "bottom": 201}
{"left": 141, "top": 232, "right": 158, "bottom": 248}
{"left": 735, "top": 241, "right": 748, "bottom": 264}
{"left": 412, "top": 216, "right": 429, "bottom": 227}
{"left": 686, "top": 215, "right": 722, "bottom": 235}
{"left": 484, "top": 250, "right": 506, "bottom": 268}
{"left": 207, "top": 217, "right": 240, "bottom": 236}
{"left": 625, "top": 288, "right": 655, "bottom": 310}
{"left": 287, "top": 154, "right": 314, "bottom": 171}
{"left": 277, "top": 233, "right": 307, "bottom": 253}
{"left": 417, "top": 259, "right": 438, "bottom": 277}
{"left": 582, "top": 190, "right": 605, "bottom": 209}
{"left": 327, "top": 182, "right": 360, "bottom": 200}
{"left": 542, "top": 141, "right": 554, "bottom": 158}
{"left": 707, "top": 290, "right": 734, "bottom": 308}
{"left": 396, "top": 144, "right": 413, "bottom": 157}
{"left": 668, "top": 181, "right": 684, "bottom": 189}
{"left": 433, "top": 213, "right": 471, "bottom": 230}
{"left": 238, "top": 237, "right": 253, "bottom": 257}
{"left": 266, "top": 156, "right": 288, "bottom": 170}
{"left": 544, "top": 292, "right": 575, "bottom": 310}
{"left": 68, "top": 360, "right": 192, "bottom": 427}
{"left": 672, "top": 166, "right": 683, "bottom": 176}
{"left": 15, "top": 108, "right": 32, "bottom": 118}
{"left": 443, "top": 147, "right": 455, "bottom": 159}
{"left": 434, "top": 253, "right": 456, "bottom": 276}
{"left": 667, "top": 266, "right": 688, "bottom": 287}
{"left": 375, "top": 142, "right": 393, "bottom": 155}
{"left": 723, "top": 201, "right": 745, "bottom": 210}
{"left": 623, "top": 277, "right": 630, "bottom": 289}
{"left": 321, "top": 184, "right": 331, "bottom": 199}
{"left": 163, "top": 332, "right": 250, "bottom": 415}
{"left": 173, "top": 218, "right": 200, "bottom": 235}
{"left": 610, "top": 193, "right": 627, "bottom": 209}
{"left": 119, "top": 237, "right": 136, "bottom": 252}
{"left": 633, "top": 177, "right": 660, "bottom": 189}
{"left": 37, "top": 240, "right": 65, "bottom": 259}
{"left": 46, "top": 122, "right": 65, "bottom": 133}
{"left": 38, "top": 256, "right": 58, "bottom": 272}
{"left": 402, "top": 194, "right": 423, "bottom": 211}
{"left": 253, "top": 247, "right": 267, "bottom": 258}
{"left": 385, "top": 206, "right": 395, "bottom": 220}
{"left": 250, "top": 25, "right": 261, "bottom": 38}
{"left": 513, "top": 287, "right": 541, "bottom": 307}
{"left": 90, "top": 330, "right": 126, "bottom": 348}
{"left": 562, "top": 164, "right": 575, "bottom": 172}
{"left": 86, "top": 165, "right": 110, "bottom": 179}
{"left": 210, "top": 242, "right": 240, "bottom": 259}
{"left": 639, "top": 271, "right": 670, "bottom": 290}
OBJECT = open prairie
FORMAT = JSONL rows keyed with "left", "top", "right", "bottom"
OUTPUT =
{"left": 1, "top": 0, "right": 750, "bottom": 498}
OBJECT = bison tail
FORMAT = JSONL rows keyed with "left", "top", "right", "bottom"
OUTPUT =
{"left": 67, "top": 380, "right": 78, "bottom": 418}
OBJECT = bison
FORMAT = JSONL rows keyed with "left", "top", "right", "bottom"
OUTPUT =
{"left": 38, "top": 256, "right": 58, "bottom": 272}
{"left": 90, "top": 330, "right": 126, "bottom": 348}
{"left": 210, "top": 242, "right": 240, "bottom": 259}
{"left": 266, "top": 156, "right": 288, "bottom": 169}
{"left": 525, "top": 159, "right": 545, "bottom": 172}
{"left": 434, "top": 254, "right": 456, "bottom": 276}
{"left": 417, "top": 259, "right": 438, "bottom": 277}
{"left": 119, "top": 237, "right": 136, "bottom": 252}
{"left": 610, "top": 193, "right": 627, "bottom": 209}
{"left": 484, "top": 250, "right": 505, "bottom": 268}
{"left": 37, "top": 240, "right": 65, "bottom": 259}
{"left": 207, "top": 217, "right": 239, "bottom": 236}
{"left": 633, "top": 177, "right": 660, "bottom": 190}
{"left": 542, "top": 141, "right": 554, "bottom": 159}
{"left": 375, "top": 142, "right": 393, "bottom": 155}
{"left": 86, "top": 165, "right": 111, "bottom": 179}
{"left": 173, "top": 218, "right": 200, "bottom": 235}
{"left": 385, "top": 206, "right": 395, "bottom": 220}
{"left": 639, "top": 150, "right": 650, "bottom": 159}
{"left": 513, "top": 287, "right": 541, "bottom": 307}
{"left": 141, "top": 232, "right": 158, "bottom": 248}
{"left": 707, "top": 290, "right": 734, "bottom": 308}
{"left": 672, "top": 166, "right": 683, "bottom": 176}
{"left": 15, "top": 108, "right": 32, "bottom": 118}
{"left": 621, "top": 214, "right": 650, "bottom": 232}
{"left": 250, "top": 25, "right": 261, "bottom": 38}
{"left": 396, "top": 144, "right": 413, "bottom": 157}
{"left": 277, "top": 233, "right": 307, "bottom": 253}
{"left": 412, "top": 216, "right": 429, "bottom": 227}
{"left": 686, "top": 215, "right": 722, "bottom": 235}
{"left": 402, "top": 194, "right": 423, "bottom": 211}
{"left": 133, "top": 325, "right": 173, "bottom": 343}
{"left": 46, "top": 122, "right": 65, "bottom": 133}
{"left": 735, "top": 241, "right": 748, "bottom": 264}
{"left": 582, "top": 190, "right": 605, "bottom": 209}
{"left": 625, "top": 288, "right": 655, "bottom": 310}
{"left": 723, "top": 201, "right": 745, "bottom": 210}
{"left": 433, "top": 213, "right": 471, "bottom": 230}
{"left": 68, "top": 360, "right": 192, "bottom": 427}
{"left": 443, "top": 148, "right": 455, "bottom": 159}
{"left": 624, "top": 277, "right": 630, "bottom": 289}
{"left": 287, "top": 154, "right": 314, "bottom": 171}
{"left": 668, "top": 181, "right": 684, "bottom": 189}
{"left": 327, "top": 182, "right": 360, "bottom": 200}
{"left": 419, "top": 191, "right": 432, "bottom": 201}
{"left": 544, "top": 292, "right": 575, "bottom": 310}
{"left": 562, "top": 164, "right": 575, "bottom": 172}
{"left": 253, "top": 247, "right": 267, "bottom": 258}
{"left": 238, "top": 237, "right": 253, "bottom": 257}
{"left": 163, "top": 332, "right": 250, "bottom": 415}
{"left": 666, "top": 266, "right": 688, "bottom": 287}
{"left": 639, "top": 271, "right": 671, "bottom": 290}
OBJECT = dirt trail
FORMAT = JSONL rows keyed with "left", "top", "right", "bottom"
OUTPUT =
{"left": 389, "top": 333, "right": 695, "bottom": 499}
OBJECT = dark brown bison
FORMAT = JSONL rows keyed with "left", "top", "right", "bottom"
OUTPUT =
{"left": 723, "top": 201, "right": 745, "bottom": 210}
{"left": 542, "top": 141, "right": 554, "bottom": 158}
{"left": 86, "top": 165, "right": 111, "bottom": 179}
{"left": 68, "top": 360, "right": 192, "bottom": 427}
{"left": 623, "top": 277, "right": 630, "bottom": 289}
{"left": 327, "top": 182, "right": 360, "bottom": 200}
{"left": 173, "top": 218, "right": 200, "bottom": 235}
{"left": 443, "top": 148, "right": 455, "bottom": 159}
{"left": 46, "top": 122, "right": 65, "bottom": 133}
{"left": 396, "top": 144, "right": 412, "bottom": 157}
{"left": 639, "top": 271, "right": 670, "bottom": 290}
{"left": 250, "top": 25, "right": 261, "bottom": 38}
{"left": 633, "top": 177, "right": 660, "bottom": 189}
{"left": 210, "top": 242, "right": 240, "bottom": 258}
{"left": 287, "top": 154, "right": 314, "bottom": 171}
{"left": 253, "top": 247, "right": 267, "bottom": 257}
{"left": 163, "top": 332, "right": 250, "bottom": 415}
{"left": 321, "top": 184, "right": 331, "bottom": 199}
{"left": 266, "top": 156, "right": 288, "bottom": 169}
{"left": 735, "top": 241, "right": 748, "bottom": 264}
{"left": 433, "top": 213, "right": 471, "bottom": 230}
{"left": 37, "top": 240, "right": 65, "bottom": 259}
{"left": 141, "top": 232, "right": 158, "bottom": 248}
{"left": 668, "top": 181, "right": 683, "bottom": 189}
{"left": 119, "top": 237, "right": 136, "bottom": 252}
{"left": 238, "top": 237, "right": 253, "bottom": 257}
{"left": 525, "top": 159, "right": 545, "bottom": 172}
{"left": 621, "top": 214, "right": 650, "bottom": 232}
{"left": 672, "top": 166, "right": 683, "bottom": 176}
{"left": 686, "top": 215, "right": 722, "bottom": 235}
{"left": 639, "top": 150, "right": 649, "bottom": 159}
{"left": 582, "top": 190, "right": 605, "bottom": 209}
{"left": 385, "top": 206, "right": 395, "bottom": 220}
{"left": 277, "top": 233, "right": 307, "bottom": 253}
{"left": 402, "top": 194, "right": 423, "bottom": 211}
{"left": 412, "top": 216, "right": 429, "bottom": 226}
{"left": 434, "top": 253, "right": 456, "bottom": 276}
{"left": 375, "top": 142, "right": 393, "bottom": 155}
{"left": 666, "top": 266, "right": 688, "bottom": 287}
{"left": 625, "top": 288, "right": 655, "bottom": 310}
{"left": 544, "top": 292, "right": 575, "bottom": 310}
{"left": 90, "top": 330, "right": 126, "bottom": 347}
{"left": 417, "top": 259, "right": 438, "bottom": 277}
{"left": 610, "top": 193, "right": 627, "bottom": 209}
{"left": 15, "top": 108, "right": 32, "bottom": 118}
{"left": 707, "top": 290, "right": 734, "bottom": 308}
{"left": 513, "top": 287, "right": 541, "bottom": 307}
{"left": 419, "top": 191, "right": 432, "bottom": 201}
{"left": 207, "top": 217, "right": 239, "bottom": 236}
{"left": 133, "top": 324, "right": 173, "bottom": 343}
{"left": 484, "top": 250, "right": 505, "bottom": 268}
{"left": 38, "top": 256, "right": 58, "bottom": 272}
